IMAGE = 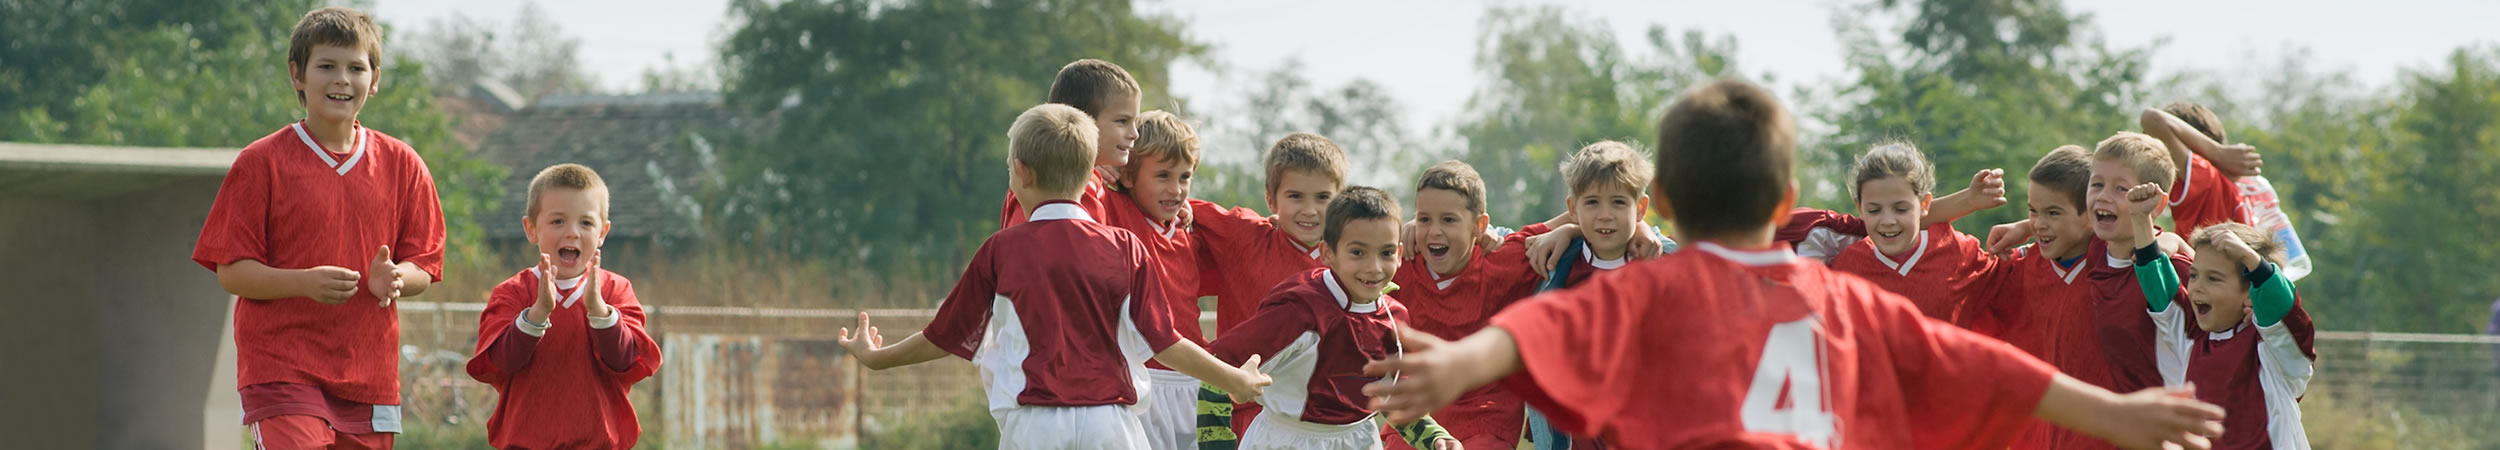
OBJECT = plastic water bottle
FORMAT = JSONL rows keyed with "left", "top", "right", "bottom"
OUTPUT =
{"left": 2236, "top": 176, "right": 2312, "bottom": 280}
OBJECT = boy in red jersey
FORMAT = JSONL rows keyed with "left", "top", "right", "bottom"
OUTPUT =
{"left": 1390, "top": 160, "right": 1563, "bottom": 449}
{"left": 1101, "top": 110, "right": 1217, "bottom": 448}
{"left": 190, "top": 7, "right": 445, "bottom": 448}
{"left": 465, "top": 164, "right": 663, "bottom": 449}
{"left": 998, "top": 59, "right": 1147, "bottom": 227}
{"left": 1363, "top": 79, "right": 2227, "bottom": 450}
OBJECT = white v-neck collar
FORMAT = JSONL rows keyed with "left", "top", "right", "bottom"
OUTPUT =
{"left": 1870, "top": 230, "right": 1931, "bottom": 276}
{"left": 1580, "top": 241, "right": 1626, "bottom": 270}
{"left": 2206, "top": 322, "right": 2246, "bottom": 341}
{"left": 1289, "top": 237, "right": 1323, "bottom": 260}
{"left": 290, "top": 122, "right": 367, "bottom": 176}
{"left": 530, "top": 267, "right": 589, "bottom": 308}
{"left": 1695, "top": 241, "right": 1798, "bottom": 266}
{"left": 1320, "top": 269, "right": 1380, "bottom": 313}
{"left": 2036, "top": 247, "right": 2084, "bottom": 284}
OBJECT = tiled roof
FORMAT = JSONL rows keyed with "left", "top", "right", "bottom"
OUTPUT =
{"left": 472, "top": 93, "right": 772, "bottom": 239}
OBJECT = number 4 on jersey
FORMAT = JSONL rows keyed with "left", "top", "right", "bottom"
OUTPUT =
{"left": 1742, "top": 318, "right": 1836, "bottom": 447}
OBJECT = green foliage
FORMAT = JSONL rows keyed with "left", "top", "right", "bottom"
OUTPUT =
{"left": 861, "top": 398, "right": 1000, "bottom": 450}
{"left": 1195, "top": 58, "right": 1433, "bottom": 215}
{"left": 3, "top": 1, "right": 507, "bottom": 265}
{"left": 1453, "top": 5, "right": 1747, "bottom": 227}
{"left": 712, "top": 0, "right": 1205, "bottom": 278}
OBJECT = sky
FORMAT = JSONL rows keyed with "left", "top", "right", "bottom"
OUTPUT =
{"left": 373, "top": 0, "right": 2498, "bottom": 133}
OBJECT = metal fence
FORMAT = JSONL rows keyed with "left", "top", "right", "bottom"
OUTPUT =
{"left": 391, "top": 302, "right": 2500, "bottom": 449}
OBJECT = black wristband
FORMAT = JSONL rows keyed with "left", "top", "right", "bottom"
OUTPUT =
{"left": 2132, "top": 243, "right": 2164, "bottom": 266}
{"left": 2245, "top": 261, "right": 2277, "bottom": 289}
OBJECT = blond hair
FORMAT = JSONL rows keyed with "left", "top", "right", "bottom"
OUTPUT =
{"left": 1263, "top": 132, "right": 1351, "bottom": 194}
{"left": 525, "top": 163, "right": 610, "bottom": 220}
{"left": 1009, "top": 104, "right": 1101, "bottom": 196}
{"left": 1124, "top": 110, "right": 1200, "bottom": 181}
{"left": 288, "top": 7, "right": 385, "bottom": 104}
{"left": 2094, "top": 132, "right": 2177, "bottom": 188}
{"left": 1415, "top": 161, "right": 1488, "bottom": 215}
{"left": 1561, "top": 141, "right": 1654, "bottom": 198}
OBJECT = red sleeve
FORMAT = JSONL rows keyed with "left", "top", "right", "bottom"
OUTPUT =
{"left": 1958, "top": 249, "right": 2029, "bottom": 337}
{"left": 1479, "top": 225, "right": 1558, "bottom": 305}
{"left": 1190, "top": 199, "right": 1265, "bottom": 296}
{"left": 1487, "top": 278, "right": 1648, "bottom": 436}
{"left": 1204, "top": 294, "right": 1317, "bottom": 366}
{"left": 1869, "top": 284, "right": 2057, "bottom": 450}
{"left": 1937, "top": 223, "right": 2001, "bottom": 328}
{"left": 1127, "top": 236, "right": 1181, "bottom": 353}
{"left": 592, "top": 275, "right": 662, "bottom": 381}
{"left": 1775, "top": 207, "right": 1865, "bottom": 245}
{"left": 2167, "top": 154, "right": 2245, "bottom": 233}
{"left": 923, "top": 240, "right": 1002, "bottom": 360}
{"left": 1000, "top": 190, "right": 1028, "bottom": 230}
{"left": 395, "top": 151, "right": 447, "bottom": 281}
{"left": 193, "top": 150, "right": 270, "bottom": 271}
{"left": 466, "top": 274, "right": 534, "bottom": 386}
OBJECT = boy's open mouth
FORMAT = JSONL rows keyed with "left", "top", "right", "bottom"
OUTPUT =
{"left": 1592, "top": 227, "right": 1619, "bottom": 238}
{"left": 1353, "top": 275, "right": 1387, "bottom": 290}
{"left": 2193, "top": 300, "right": 2214, "bottom": 316}
{"left": 1876, "top": 229, "right": 1904, "bottom": 239}
{"left": 558, "top": 247, "right": 583, "bottom": 266}
{"left": 1426, "top": 243, "right": 1451, "bottom": 258}
{"left": 1293, "top": 219, "right": 1319, "bottom": 232}
{"left": 325, "top": 93, "right": 354, "bottom": 102}
{"left": 2094, "top": 210, "right": 2119, "bottom": 226}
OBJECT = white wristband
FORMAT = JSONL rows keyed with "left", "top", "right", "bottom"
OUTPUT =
{"left": 587, "top": 307, "right": 620, "bottom": 330}
{"left": 515, "top": 307, "right": 552, "bottom": 337}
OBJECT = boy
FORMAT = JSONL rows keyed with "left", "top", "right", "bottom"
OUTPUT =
{"left": 1391, "top": 161, "right": 1562, "bottom": 449}
{"left": 2120, "top": 185, "right": 2319, "bottom": 449}
{"left": 1519, "top": 141, "right": 1673, "bottom": 285}
{"left": 2139, "top": 103, "right": 2256, "bottom": 234}
{"left": 190, "top": 7, "right": 444, "bottom": 448}
{"left": 838, "top": 104, "right": 1268, "bottom": 448}
{"left": 999, "top": 59, "right": 1145, "bottom": 228}
{"left": 2084, "top": 132, "right": 2202, "bottom": 396}
{"left": 1962, "top": 146, "right": 2126, "bottom": 450}
{"left": 1190, "top": 131, "right": 1352, "bottom": 438}
{"left": 1361, "top": 79, "right": 2227, "bottom": 449}
{"left": 1100, "top": 110, "right": 1212, "bottom": 448}
{"left": 1205, "top": 186, "right": 1460, "bottom": 450}
{"left": 465, "top": 164, "right": 663, "bottom": 449}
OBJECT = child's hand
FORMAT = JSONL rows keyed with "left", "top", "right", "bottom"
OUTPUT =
{"left": 1363, "top": 327, "right": 1471, "bottom": 425}
{"left": 1985, "top": 220, "right": 2033, "bottom": 256}
{"left": 1969, "top": 169, "right": 2009, "bottom": 210}
{"left": 528, "top": 253, "right": 558, "bottom": 325}
{"left": 1221, "top": 354, "right": 1270, "bottom": 405}
{"left": 2123, "top": 182, "right": 2168, "bottom": 217}
{"left": 2212, "top": 144, "right": 2263, "bottom": 178}
{"left": 2101, "top": 384, "right": 2225, "bottom": 450}
{"left": 1476, "top": 227, "right": 1504, "bottom": 254}
{"left": 1174, "top": 200, "right": 1195, "bottom": 229}
{"left": 1433, "top": 438, "right": 1463, "bottom": 450}
{"left": 582, "top": 249, "right": 614, "bottom": 320}
{"left": 1402, "top": 219, "right": 1424, "bottom": 259}
{"left": 1525, "top": 224, "right": 1580, "bottom": 275}
{"left": 2211, "top": 230, "right": 2260, "bottom": 270}
{"left": 1628, "top": 225, "right": 1665, "bottom": 260}
{"left": 838, "top": 312, "right": 887, "bottom": 361}
{"left": 363, "top": 245, "right": 400, "bottom": 307}
{"left": 301, "top": 266, "right": 362, "bottom": 305}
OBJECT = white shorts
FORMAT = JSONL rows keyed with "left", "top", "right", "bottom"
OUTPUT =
{"left": 1139, "top": 369, "right": 1202, "bottom": 450}
{"left": 1240, "top": 411, "right": 1382, "bottom": 450}
{"left": 993, "top": 404, "right": 1149, "bottom": 450}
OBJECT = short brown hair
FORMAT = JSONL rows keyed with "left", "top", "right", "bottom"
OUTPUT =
{"left": 1415, "top": 160, "right": 1488, "bottom": 215}
{"left": 1561, "top": 141, "right": 1655, "bottom": 198}
{"left": 2027, "top": 145, "right": 2093, "bottom": 209}
{"left": 1123, "top": 110, "right": 1200, "bottom": 182}
{"left": 2094, "top": 132, "right": 2176, "bottom": 188}
{"left": 2161, "top": 102, "right": 2228, "bottom": 143}
{"left": 288, "top": 7, "right": 385, "bottom": 104}
{"left": 1009, "top": 103, "right": 1101, "bottom": 196}
{"left": 1047, "top": 59, "right": 1142, "bottom": 118}
{"left": 1849, "top": 141, "right": 1935, "bottom": 200}
{"left": 1323, "top": 186, "right": 1403, "bottom": 247}
{"left": 1264, "top": 132, "right": 1351, "bottom": 194}
{"left": 1653, "top": 79, "right": 1796, "bottom": 238}
{"left": 2190, "top": 222, "right": 2285, "bottom": 270}
{"left": 525, "top": 163, "right": 610, "bottom": 220}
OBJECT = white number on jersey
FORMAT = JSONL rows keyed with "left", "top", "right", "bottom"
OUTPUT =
{"left": 1741, "top": 318, "right": 1837, "bottom": 447}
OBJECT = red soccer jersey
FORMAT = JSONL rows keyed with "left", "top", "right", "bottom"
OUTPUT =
{"left": 1101, "top": 189, "right": 1208, "bottom": 371}
{"left": 466, "top": 268, "right": 662, "bottom": 449}
{"left": 1386, "top": 226, "right": 1552, "bottom": 449}
{"left": 1207, "top": 268, "right": 1408, "bottom": 426}
{"left": 191, "top": 122, "right": 446, "bottom": 412}
{"left": 999, "top": 171, "right": 1112, "bottom": 228}
{"left": 2087, "top": 243, "right": 2194, "bottom": 394}
{"left": 1776, "top": 207, "right": 1868, "bottom": 264}
{"left": 1191, "top": 199, "right": 1327, "bottom": 335}
{"left": 2165, "top": 153, "right": 2250, "bottom": 235}
{"left": 924, "top": 202, "right": 1181, "bottom": 409}
{"left": 1828, "top": 222, "right": 2007, "bottom": 326}
{"left": 1963, "top": 242, "right": 2120, "bottom": 450}
{"left": 1492, "top": 242, "right": 2058, "bottom": 449}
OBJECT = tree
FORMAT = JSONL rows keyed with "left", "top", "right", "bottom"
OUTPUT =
{"left": 710, "top": 0, "right": 1204, "bottom": 281}
{"left": 0, "top": 0, "right": 292, "bottom": 140}
{"left": 1196, "top": 58, "right": 1433, "bottom": 213}
{"left": 399, "top": 0, "right": 598, "bottom": 101}
{"left": 11, "top": 4, "right": 507, "bottom": 264}
{"left": 1454, "top": 5, "right": 1746, "bottom": 227}
{"left": 1814, "top": 0, "right": 2160, "bottom": 230}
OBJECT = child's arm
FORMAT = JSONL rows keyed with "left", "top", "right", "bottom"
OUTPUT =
{"left": 2142, "top": 107, "right": 2263, "bottom": 178}
{"left": 1376, "top": 413, "right": 1459, "bottom": 449}
{"left": 1153, "top": 341, "right": 1269, "bottom": 404}
{"left": 2033, "top": 378, "right": 2226, "bottom": 450}
{"left": 216, "top": 259, "right": 362, "bottom": 304}
{"left": 2239, "top": 251, "right": 2317, "bottom": 446}
{"left": 836, "top": 313, "right": 951, "bottom": 370}
{"left": 1362, "top": 326, "right": 1524, "bottom": 425}
{"left": 1924, "top": 169, "right": 2009, "bottom": 225}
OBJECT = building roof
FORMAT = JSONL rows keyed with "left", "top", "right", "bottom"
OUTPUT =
{"left": 472, "top": 92, "right": 771, "bottom": 240}
{"left": 0, "top": 142, "right": 237, "bottom": 199}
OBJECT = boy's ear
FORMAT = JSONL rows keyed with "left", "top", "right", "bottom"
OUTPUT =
{"left": 1009, "top": 159, "right": 1034, "bottom": 189}
{"left": 521, "top": 215, "right": 539, "bottom": 244}
{"left": 1473, "top": 213, "right": 1490, "bottom": 233}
